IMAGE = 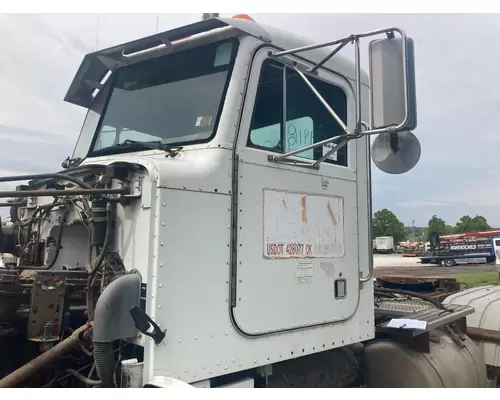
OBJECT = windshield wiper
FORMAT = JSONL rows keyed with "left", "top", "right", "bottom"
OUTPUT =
{"left": 93, "top": 140, "right": 182, "bottom": 158}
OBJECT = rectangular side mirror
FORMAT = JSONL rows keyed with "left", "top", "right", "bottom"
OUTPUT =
{"left": 369, "top": 36, "right": 417, "bottom": 131}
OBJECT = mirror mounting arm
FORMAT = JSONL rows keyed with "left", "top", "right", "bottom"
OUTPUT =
{"left": 311, "top": 121, "right": 369, "bottom": 169}
{"left": 268, "top": 131, "right": 362, "bottom": 170}
{"left": 272, "top": 27, "right": 415, "bottom": 135}
{"left": 267, "top": 155, "right": 320, "bottom": 170}
{"left": 293, "top": 66, "right": 351, "bottom": 136}
{"left": 311, "top": 139, "right": 349, "bottom": 169}
{"left": 268, "top": 27, "right": 417, "bottom": 171}
{"left": 308, "top": 37, "right": 352, "bottom": 74}
{"left": 267, "top": 124, "right": 401, "bottom": 170}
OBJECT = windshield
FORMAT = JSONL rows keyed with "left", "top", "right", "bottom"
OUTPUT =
{"left": 88, "top": 39, "right": 238, "bottom": 156}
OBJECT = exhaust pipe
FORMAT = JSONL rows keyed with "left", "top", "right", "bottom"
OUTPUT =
{"left": 92, "top": 273, "right": 142, "bottom": 387}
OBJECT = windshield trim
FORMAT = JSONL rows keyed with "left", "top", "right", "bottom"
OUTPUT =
{"left": 86, "top": 38, "right": 240, "bottom": 159}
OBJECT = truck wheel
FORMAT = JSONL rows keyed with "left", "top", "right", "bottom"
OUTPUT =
{"left": 444, "top": 259, "right": 456, "bottom": 267}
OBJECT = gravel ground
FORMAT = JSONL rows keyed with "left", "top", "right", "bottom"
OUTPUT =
{"left": 373, "top": 253, "right": 496, "bottom": 277}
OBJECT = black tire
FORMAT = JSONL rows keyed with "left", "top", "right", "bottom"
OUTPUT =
{"left": 444, "top": 259, "right": 456, "bottom": 267}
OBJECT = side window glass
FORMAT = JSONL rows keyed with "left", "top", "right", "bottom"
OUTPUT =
{"left": 250, "top": 123, "right": 280, "bottom": 150}
{"left": 248, "top": 59, "right": 348, "bottom": 167}
{"left": 284, "top": 117, "right": 314, "bottom": 159}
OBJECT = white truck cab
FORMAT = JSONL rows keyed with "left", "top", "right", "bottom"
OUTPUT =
{"left": 0, "top": 14, "right": 429, "bottom": 388}
{"left": 59, "top": 14, "right": 418, "bottom": 387}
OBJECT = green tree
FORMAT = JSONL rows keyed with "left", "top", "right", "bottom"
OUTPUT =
{"left": 445, "top": 224, "right": 454, "bottom": 233}
{"left": 427, "top": 215, "right": 448, "bottom": 240}
{"left": 454, "top": 215, "right": 491, "bottom": 233}
{"left": 372, "top": 209, "right": 406, "bottom": 243}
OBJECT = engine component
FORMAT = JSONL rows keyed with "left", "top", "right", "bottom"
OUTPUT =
{"left": 0, "top": 188, "right": 126, "bottom": 198}
{"left": 93, "top": 342, "right": 115, "bottom": 389}
{"left": 0, "top": 171, "right": 125, "bottom": 195}
{"left": 93, "top": 273, "right": 141, "bottom": 342}
{"left": 42, "top": 210, "right": 69, "bottom": 270}
{"left": 364, "top": 331, "right": 488, "bottom": 388}
{"left": 0, "top": 161, "right": 134, "bottom": 386}
{"left": 93, "top": 273, "right": 142, "bottom": 387}
{"left": 104, "top": 164, "right": 129, "bottom": 182}
{"left": 0, "top": 323, "right": 90, "bottom": 388}
{"left": 91, "top": 198, "right": 108, "bottom": 247}
{"left": 0, "top": 271, "right": 24, "bottom": 321}
{"left": 27, "top": 272, "right": 66, "bottom": 343}
{"left": 0, "top": 218, "right": 15, "bottom": 254}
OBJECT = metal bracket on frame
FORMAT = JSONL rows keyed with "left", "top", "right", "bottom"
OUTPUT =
{"left": 27, "top": 272, "right": 67, "bottom": 343}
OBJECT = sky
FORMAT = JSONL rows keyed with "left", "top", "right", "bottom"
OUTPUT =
{"left": 0, "top": 13, "right": 498, "bottom": 227}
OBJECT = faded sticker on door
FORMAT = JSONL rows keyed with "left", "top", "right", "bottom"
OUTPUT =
{"left": 263, "top": 189, "right": 345, "bottom": 259}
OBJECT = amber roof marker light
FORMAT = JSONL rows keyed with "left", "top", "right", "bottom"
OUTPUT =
{"left": 200, "top": 13, "right": 256, "bottom": 22}
{"left": 231, "top": 14, "right": 255, "bottom": 21}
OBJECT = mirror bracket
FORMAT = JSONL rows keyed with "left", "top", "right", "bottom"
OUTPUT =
{"left": 267, "top": 155, "right": 320, "bottom": 170}
{"left": 271, "top": 27, "right": 417, "bottom": 139}
{"left": 267, "top": 131, "right": 364, "bottom": 170}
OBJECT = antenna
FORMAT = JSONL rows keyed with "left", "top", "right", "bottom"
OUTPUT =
{"left": 371, "top": 131, "right": 421, "bottom": 174}
{"left": 156, "top": 13, "right": 160, "bottom": 33}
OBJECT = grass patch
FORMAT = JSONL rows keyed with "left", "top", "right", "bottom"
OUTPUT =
{"left": 446, "top": 271, "right": 499, "bottom": 288}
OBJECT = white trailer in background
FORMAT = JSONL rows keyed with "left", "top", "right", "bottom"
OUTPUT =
{"left": 375, "top": 236, "right": 395, "bottom": 254}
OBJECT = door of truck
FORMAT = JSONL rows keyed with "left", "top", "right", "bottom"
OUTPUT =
{"left": 231, "top": 47, "right": 364, "bottom": 335}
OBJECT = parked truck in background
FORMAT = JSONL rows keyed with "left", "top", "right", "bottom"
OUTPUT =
{"left": 0, "top": 14, "right": 492, "bottom": 388}
{"left": 421, "top": 229, "right": 500, "bottom": 267}
{"left": 374, "top": 236, "right": 394, "bottom": 254}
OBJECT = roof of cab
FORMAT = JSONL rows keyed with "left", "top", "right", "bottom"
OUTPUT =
{"left": 64, "top": 16, "right": 369, "bottom": 109}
